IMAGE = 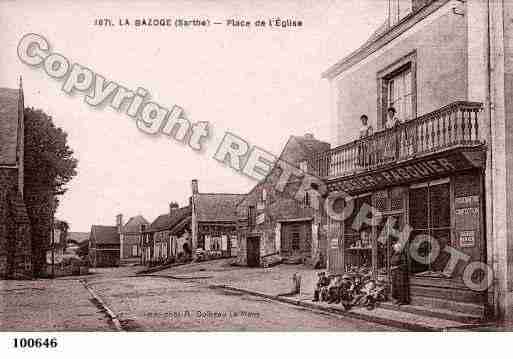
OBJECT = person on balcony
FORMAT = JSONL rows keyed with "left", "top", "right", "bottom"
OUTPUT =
{"left": 358, "top": 115, "right": 373, "bottom": 167}
{"left": 385, "top": 106, "right": 401, "bottom": 129}
{"left": 384, "top": 107, "right": 402, "bottom": 160}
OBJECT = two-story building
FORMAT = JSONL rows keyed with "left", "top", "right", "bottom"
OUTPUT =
{"left": 117, "top": 214, "right": 149, "bottom": 265}
{"left": 309, "top": 0, "right": 513, "bottom": 320}
{"left": 89, "top": 225, "right": 120, "bottom": 267}
{"left": 236, "top": 134, "right": 330, "bottom": 267}
{"left": 141, "top": 204, "right": 191, "bottom": 266}
{"left": 190, "top": 180, "right": 243, "bottom": 259}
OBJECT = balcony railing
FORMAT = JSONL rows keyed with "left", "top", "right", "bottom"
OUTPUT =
{"left": 309, "top": 101, "right": 484, "bottom": 179}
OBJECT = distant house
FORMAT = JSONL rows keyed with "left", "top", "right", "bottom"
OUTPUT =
{"left": 67, "top": 232, "right": 89, "bottom": 244}
{"left": 190, "top": 180, "right": 243, "bottom": 258}
{"left": 235, "top": 134, "right": 330, "bottom": 267}
{"left": 89, "top": 225, "right": 120, "bottom": 267}
{"left": 117, "top": 214, "right": 149, "bottom": 264}
{"left": 0, "top": 84, "right": 32, "bottom": 278}
{"left": 66, "top": 232, "right": 89, "bottom": 256}
{"left": 141, "top": 205, "right": 191, "bottom": 266}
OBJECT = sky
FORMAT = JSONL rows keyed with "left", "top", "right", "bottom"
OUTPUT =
{"left": 0, "top": 0, "right": 387, "bottom": 231}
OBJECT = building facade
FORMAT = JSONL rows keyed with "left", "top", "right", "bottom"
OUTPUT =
{"left": 89, "top": 225, "right": 120, "bottom": 267}
{"left": 118, "top": 214, "right": 149, "bottom": 264}
{"left": 308, "top": 0, "right": 513, "bottom": 320}
{"left": 141, "top": 205, "right": 191, "bottom": 266}
{"left": 0, "top": 84, "right": 32, "bottom": 279}
{"left": 235, "top": 134, "right": 330, "bottom": 267}
{"left": 190, "top": 180, "right": 242, "bottom": 259}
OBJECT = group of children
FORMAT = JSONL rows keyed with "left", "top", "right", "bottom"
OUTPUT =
{"left": 312, "top": 271, "right": 387, "bottom": 310}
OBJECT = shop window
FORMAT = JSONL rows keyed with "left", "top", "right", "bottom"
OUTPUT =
{"left": 344, "top": 195, "right": 373, "bottom": 274}
{"left": 409, "top": 180, "right": 452, "bottom": 276}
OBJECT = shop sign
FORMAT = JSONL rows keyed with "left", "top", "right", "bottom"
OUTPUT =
{"left": 330, "top": 152, "right": 480, "bottom": 193}
{"left": 256, "top": 213, "right": 265, "bottom": 225}
{"left": 459, "top": 230, "right": 476, "bottom": 248}
{"left": 455, "top": 195, "right": 480, "bottom": 229}
{"left": 455, "top": 207, "right": 479, "bottom": 216}
{"left": 455, "top": 195, "right": 479, "bottom": 208}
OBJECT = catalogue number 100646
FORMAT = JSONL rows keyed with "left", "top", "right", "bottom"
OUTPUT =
{"left": 13, "top": 337, "right": 58, "bottom": 349}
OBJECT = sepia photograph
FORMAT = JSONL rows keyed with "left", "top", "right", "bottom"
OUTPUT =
{"left": 1, "top": 0, "right": 513, "bottom": 356}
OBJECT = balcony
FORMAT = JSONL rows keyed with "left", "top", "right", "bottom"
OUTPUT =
{"left": 309, "top": 101, "right": 484, "bottom": 180}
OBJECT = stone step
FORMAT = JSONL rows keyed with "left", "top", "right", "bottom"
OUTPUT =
{"left": 409, "top": 295, "right": 485, "bottom": 318}
{"left": 380, "top": 301, "right": 484, "bottom": 324}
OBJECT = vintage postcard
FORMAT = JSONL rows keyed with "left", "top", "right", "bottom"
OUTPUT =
{"left": 1, "top": 0, "right": 512, "bottom": 353}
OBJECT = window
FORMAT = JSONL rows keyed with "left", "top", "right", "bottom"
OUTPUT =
{"left": 292, "top": 232, "right": 300, "bottom": 251}
{"left": 378, "top": 51, "right": 416, "bottom": 128}
{"left": 409, "top": 179, "right": 452, "bottom": 275}
{"left": 248, "top": 205, "right": 256, "bottom": 229}
{"left": 132, "top": 245, "right": 138, "bottom": 257}
{"left": 389, "top": 0, "right": 412, "bottom": 27}
{"left": 262, "top": 188, "right": 267, "bottom": 202}
{"left": 387, "top": 67, "right": 412, "bottom": 122}
{"left": 303, "top": 191, "right": 311, "bottom": 208}
{"left": 299, "top": 160, "right": 308, "bottom": 173}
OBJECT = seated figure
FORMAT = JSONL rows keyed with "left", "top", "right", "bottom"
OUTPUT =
{"left": 312, "top": 272, "right": 331, "bottom": 302}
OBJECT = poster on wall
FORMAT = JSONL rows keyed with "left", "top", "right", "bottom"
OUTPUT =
{"left": 459, "top": 230, "right": 476, "bottom": 248}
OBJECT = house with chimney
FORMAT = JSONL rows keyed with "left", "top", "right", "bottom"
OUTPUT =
{"left": 235, "top": 134, "right": 330, "bottom": 267}
{"left": 117, "top": 214, "right": 149, "bottom": 265}
{"left": 190, "top": 180, "right": 243, "bottom": 259}
{"left": 306, "top": 0, "right": 513, "bottom": 320}
{"left": 0, "top": 84, "right": 32, "bottom": 279}
{"left": 141, "top": 204, "right": 191, "bottom": 266}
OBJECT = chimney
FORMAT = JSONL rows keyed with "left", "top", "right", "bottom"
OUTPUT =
{"left": 116, "top": 214, "right": 123, "bottom": 233}
{"left": 191, "top": 179, "right": 198, "bottom": 195}
{"left": 169, "top": 202, "right": 179, "bottom": 215}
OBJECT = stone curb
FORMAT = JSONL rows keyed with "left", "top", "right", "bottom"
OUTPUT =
{"left": 80, "top": 279, "right": 124, "bottom": 332}
{"left": 210, "top": 284, "right": 439, "bottom": 331}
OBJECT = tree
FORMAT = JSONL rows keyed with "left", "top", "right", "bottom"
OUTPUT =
{"left": 24, "top": 107, "right": 78, "bottom": 276}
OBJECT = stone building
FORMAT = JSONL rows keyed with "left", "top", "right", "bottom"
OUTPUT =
{"left": 88, "top": 225, "right": 120, "bottom": 267}
{"left": 306, "top": 0, "right": 513, "bottom": 320}
{"left": 141, "top": 205, "right": 191, "bottom": 266}
{"left": 235, "top": 134, "right": 330, "bottom": 267}
{"left": 0, "top": 84, "right": 32, "bottom": 278}
{"left": 117, "top": 214, "right": 149, "bottom": 265}
{"left": 190, "top": 180, "right": 243, "bottom": 258}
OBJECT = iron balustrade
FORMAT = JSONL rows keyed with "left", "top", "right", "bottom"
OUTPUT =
{"left": 308, "top": 101, "right": 484, "bottom": 179}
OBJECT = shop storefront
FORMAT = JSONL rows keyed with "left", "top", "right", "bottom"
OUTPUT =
{"left": 326, "top": 149, "right": 487, "bottom": 316}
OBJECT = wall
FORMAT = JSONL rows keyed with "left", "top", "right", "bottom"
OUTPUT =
{"left": 235, "top": 136, "right": 329, "bottom": 266}
{"left": 0, "top": 168, "right": 18, "bottom": 275}
{"left": 0, "top": 167, "right": 32, "bottom": 278}
{"left": 121, "top": 233, "right": 142, "bottom": 259}
{"left": 332, "top": 4, "right": 468, "bottom": 146}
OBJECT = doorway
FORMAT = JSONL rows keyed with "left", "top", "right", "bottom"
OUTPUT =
{"left": 247, "top": 235, "right": 260, "bottom": 267}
